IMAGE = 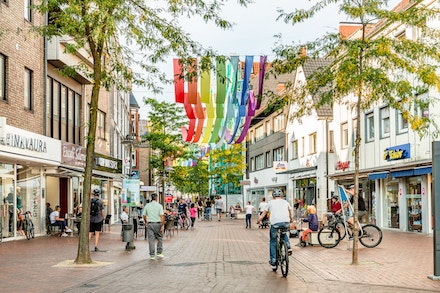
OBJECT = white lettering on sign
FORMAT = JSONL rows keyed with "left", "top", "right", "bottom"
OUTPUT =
{"left": 96, "top": 157, "right": 118, "bottom": 170}
{"left": 62, "top": 145, "right": 86, "bottom": 161}
{"left": 0, "top": 133, "right": 47, "bottom": 152}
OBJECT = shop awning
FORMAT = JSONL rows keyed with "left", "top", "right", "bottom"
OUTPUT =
{"left": 413, "top": 166, "right": 432, "bottom": 176}
{"left": 368, "top": 172, "right": 388, "bottom": 180}
{"left": 390, "top": 169, "right": 414, "bottom": 178}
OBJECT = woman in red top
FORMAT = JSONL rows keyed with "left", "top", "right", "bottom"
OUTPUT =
{"left": 321, "top": 196, "right": 342, "bottom": 226}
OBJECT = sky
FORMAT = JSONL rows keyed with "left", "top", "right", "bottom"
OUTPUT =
{"left": 133, "top": 0, "right": 401, "bottom": 119}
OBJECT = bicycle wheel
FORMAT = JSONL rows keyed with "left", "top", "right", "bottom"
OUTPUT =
{"left": 24, "top": 220, "right": 31, "bottom": 240}
{"left": 318, "top": 226, "right": 341, "bottom": 248}
{"left": 279, "top": 239, "right": 289, "bottom": 277}
{"left": 29, "top": 220, "right": 35, "bottom": 239}
{"left": 359, "top": 224, "right": 382, "bottom": 248}
{"left": 336, "top": 221, "right": 346, "bottom": 240}
{"left": 184, "top": 217, "right": 190, "bottom": 230}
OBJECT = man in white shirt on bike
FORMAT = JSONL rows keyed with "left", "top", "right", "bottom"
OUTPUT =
{"left": 257, "top": 188, "right": 293, "bottom": 270}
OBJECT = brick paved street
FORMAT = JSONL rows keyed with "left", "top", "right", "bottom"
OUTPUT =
{"left": 0, "top": 217, "right": 439, "bottom": 293}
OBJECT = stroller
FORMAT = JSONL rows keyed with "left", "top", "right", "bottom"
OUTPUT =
{"left": 258, "top": 212, "right": 269, "bottom": 228}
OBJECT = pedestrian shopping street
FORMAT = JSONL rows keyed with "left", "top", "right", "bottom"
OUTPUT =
{"left": 0, "top": 217, "right": 439, "bottom": 293}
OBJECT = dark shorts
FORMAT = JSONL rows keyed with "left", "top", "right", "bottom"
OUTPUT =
{"left": 90, "top": 221, "right": 103, "bottom": 232}
{"left": 216, "top": 208, "right": 222, "bottom": 214}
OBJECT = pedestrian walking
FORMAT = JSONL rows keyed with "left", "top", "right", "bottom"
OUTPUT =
{"left": 189, "top": 203, "right": 197, "bottom": 228}
{"left": 244, "top": 201, "right": 255, "bottom": 229}
{"left": 89, "top": 189, "right": 105, "bottom": 251}
{"left": 215, "top": 196, "right": 223, "bottom": 221}
{"left": 142, "top": 193, "right": 165, "bottom": 259}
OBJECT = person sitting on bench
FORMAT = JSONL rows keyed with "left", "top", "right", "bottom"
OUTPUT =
{"left": 300, "top": 205, "right": 318, "bottom": 243}
{"left": 49, "top": 205, "right": 72, "bottom": 237}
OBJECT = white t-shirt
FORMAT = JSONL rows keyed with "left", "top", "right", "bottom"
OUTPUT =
{"left": 259, "top": 202, "right": 268, "bottom": 212}
{"left": 120, "top": 211, "right": 129, "bottom": 223}
{"left": 244, "top": 204, "right": 254, "bottom": 215}
{"left": 49, "top": 210, "right": 59, "bottom": 224}
{"left": 265, "top": 199, "right": 291, "bottom": 224}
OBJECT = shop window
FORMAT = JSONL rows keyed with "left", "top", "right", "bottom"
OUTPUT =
{"left": 406, "top": 177, "right": 422, "bottom": 233}
{"left": 385, "top": 180, "right": 399, "bottom": 229}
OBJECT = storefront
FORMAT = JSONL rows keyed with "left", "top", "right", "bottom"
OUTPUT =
{"left": 0, "top": 118, "right": 61, "bottom": 240}
{"left": 368, "top": 143, "right": 432, "bottom": 234}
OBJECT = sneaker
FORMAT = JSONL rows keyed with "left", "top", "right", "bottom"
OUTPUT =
{"left": 271, "top": 264, "right": 277, "bottom": 270}
{"left": 65, "top": 228, "right": 73, "bottom": 233}
{"left": 157, "top": 253, "right": 164, "bottom": 258}
{"left": 95, "top": 247, "right": 100, "bottom": 252}
{"left": 288, "top": 248, "right": 293, "bottom": 255}
{"left": 149, "top": 255, "right": 155, "bottom": 260}
{"left": 61, "top": 233, "right": 68, "bottom": 237}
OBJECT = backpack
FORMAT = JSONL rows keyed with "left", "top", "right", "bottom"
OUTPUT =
{"left": 90, "top": 199, "right": 99, "bottom": 216}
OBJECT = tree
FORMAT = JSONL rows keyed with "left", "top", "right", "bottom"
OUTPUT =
{"left": 272, "top": 0, "right": 440, "bottom": 264}
{"left": 34, "top": 0, "right": 252, "bottom": 264}
{"left": 209, "top": 144, "right": 246, "bottom": 207}
{"left": 171, "top": 159, "right": 209, "bottom": 197}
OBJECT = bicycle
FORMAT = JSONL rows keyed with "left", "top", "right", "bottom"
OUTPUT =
{"left": 318, "top": 213, "right": 382, "bottom": 248}
{"left": 177, "top": 213, "right": 190, "bottom": 230}
{"left": 272, "top": 226, "right": 289, "bottom": 277}
{"left": 22, "top": 211, "right": 35, "bottom": 240}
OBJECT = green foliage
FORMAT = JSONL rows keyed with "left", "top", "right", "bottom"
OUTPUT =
{"left": 272, "top": 0, "right": 440, "bottom": 137}
{"left": 171, "top": 160, "right": 209, "bottom": 196}
{"left": 209, "top": 144, "right": 246, "bottom": 189}
{"left": 272, "top": 0, "right": 440, "bottom": 264}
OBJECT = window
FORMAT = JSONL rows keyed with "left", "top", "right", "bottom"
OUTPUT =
{"left": 329, "top": 130, "right": 335, "bottom": 152}
{"left": 341, "top": 122, "right": 348, "bottom": 148}
{"left": 397, "top": 110, "right": 408, "bottom": 134}
{"left": 0, "top": 54, "right": 5, "bottom": 101}
{"left": 380, "top": 107, "right": 390, "bottom": 138}
{"left": 273, "top": 147, "right": 284, "bottom": 161}
{"left": 309, "top": 132, "right": 317, "bottom": 154}
{"left": 255, "top": 125, "right": 264, "bottom": 141}
{"left": 365, "top": 112, "right": 375, "bottom": 142}
{"left": 300, "top": 137, "right": 305, "bottom": 157}
{"left": 291, "top": 140, "right": 298, "bottom": 159}
{"left": 24, "top": 0, "right": 32, "bottom": 22}
{"left": 46, "top": 77, "right": 81, "bottom": 143}
{"left": 249, "top": 130, "right": 254, "bottom": 144}
{"left": 352, "top": 119, "right": 357, "bottom": 147}
{"left": 255, "top": 154, "right": 264, "bottom": 170}
{"left": 250, "top": 158, "right": 255, "bottom": 172}
{"left": 24, "top": 68, "right": 33, "bottom": 110}
{"left": 97, "top": 110, "right": 106, "bottom": 139}
{"left": 266, "top": 120, "right": 271, "bottom": 136}
{"left": 274, "top": 113, "right": 285, "bottom": 132}
{"left": 266, "top": 151, "right": 272, "bottom": 167}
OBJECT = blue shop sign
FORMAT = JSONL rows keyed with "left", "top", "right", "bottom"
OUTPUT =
{"left": 384, "top": 143, "right": 410, "bottom": 161}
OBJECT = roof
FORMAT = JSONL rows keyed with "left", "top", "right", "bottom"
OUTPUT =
{"left": 129, "top": 92, "right": 140, "bottom": 109}
{"left": 302, "top": 59, "right": 333, "bottom": 119}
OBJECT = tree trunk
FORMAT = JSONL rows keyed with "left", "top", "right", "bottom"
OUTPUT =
{"left": 74, "top": 64, "right": 101, "bottom": 264}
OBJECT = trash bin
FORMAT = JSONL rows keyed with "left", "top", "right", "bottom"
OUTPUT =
{"left": 122, "top": 224, "right": 134, "bottom": 243}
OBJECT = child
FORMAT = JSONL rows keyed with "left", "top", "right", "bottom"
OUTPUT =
{"left": 189, "top": 203, "right": 197, "bottom": 228}
{"left": 229, "top": 205, "right": 236, "bottom": 219}
{"left": 301, "top": 205, "right": 318, "bottom": 243}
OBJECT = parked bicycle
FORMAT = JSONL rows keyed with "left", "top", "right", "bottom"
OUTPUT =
{"left": 22, "top": 211, "right": 35, "bottom": 240}
{"left": 318, "top": 213, "right": 382, "bottom": 248}
{"left": 272, "top": 226, "right": 289, "bottom": 277}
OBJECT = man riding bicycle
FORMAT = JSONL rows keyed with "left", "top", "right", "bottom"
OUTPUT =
{"left": 257, "top": 188, "right": 293, "bottom": 270}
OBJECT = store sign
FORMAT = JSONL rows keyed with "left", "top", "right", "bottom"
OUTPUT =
{"left": 336, "top": 161, "right": 350, "bottom": 171}
{"left": 274, "top": 161, "right": 287, "bottom": 172}
{"left": 61, "top": 142, "right": 86, "bottom": 167}
{"left": 0, "top": 133, "right": 47, "bottom": 152}
{"left": 94, "top": 153, "right": 122, "bottom": 173}
{"left": 384, "top": 143, "right": 410, "bottom": 161}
